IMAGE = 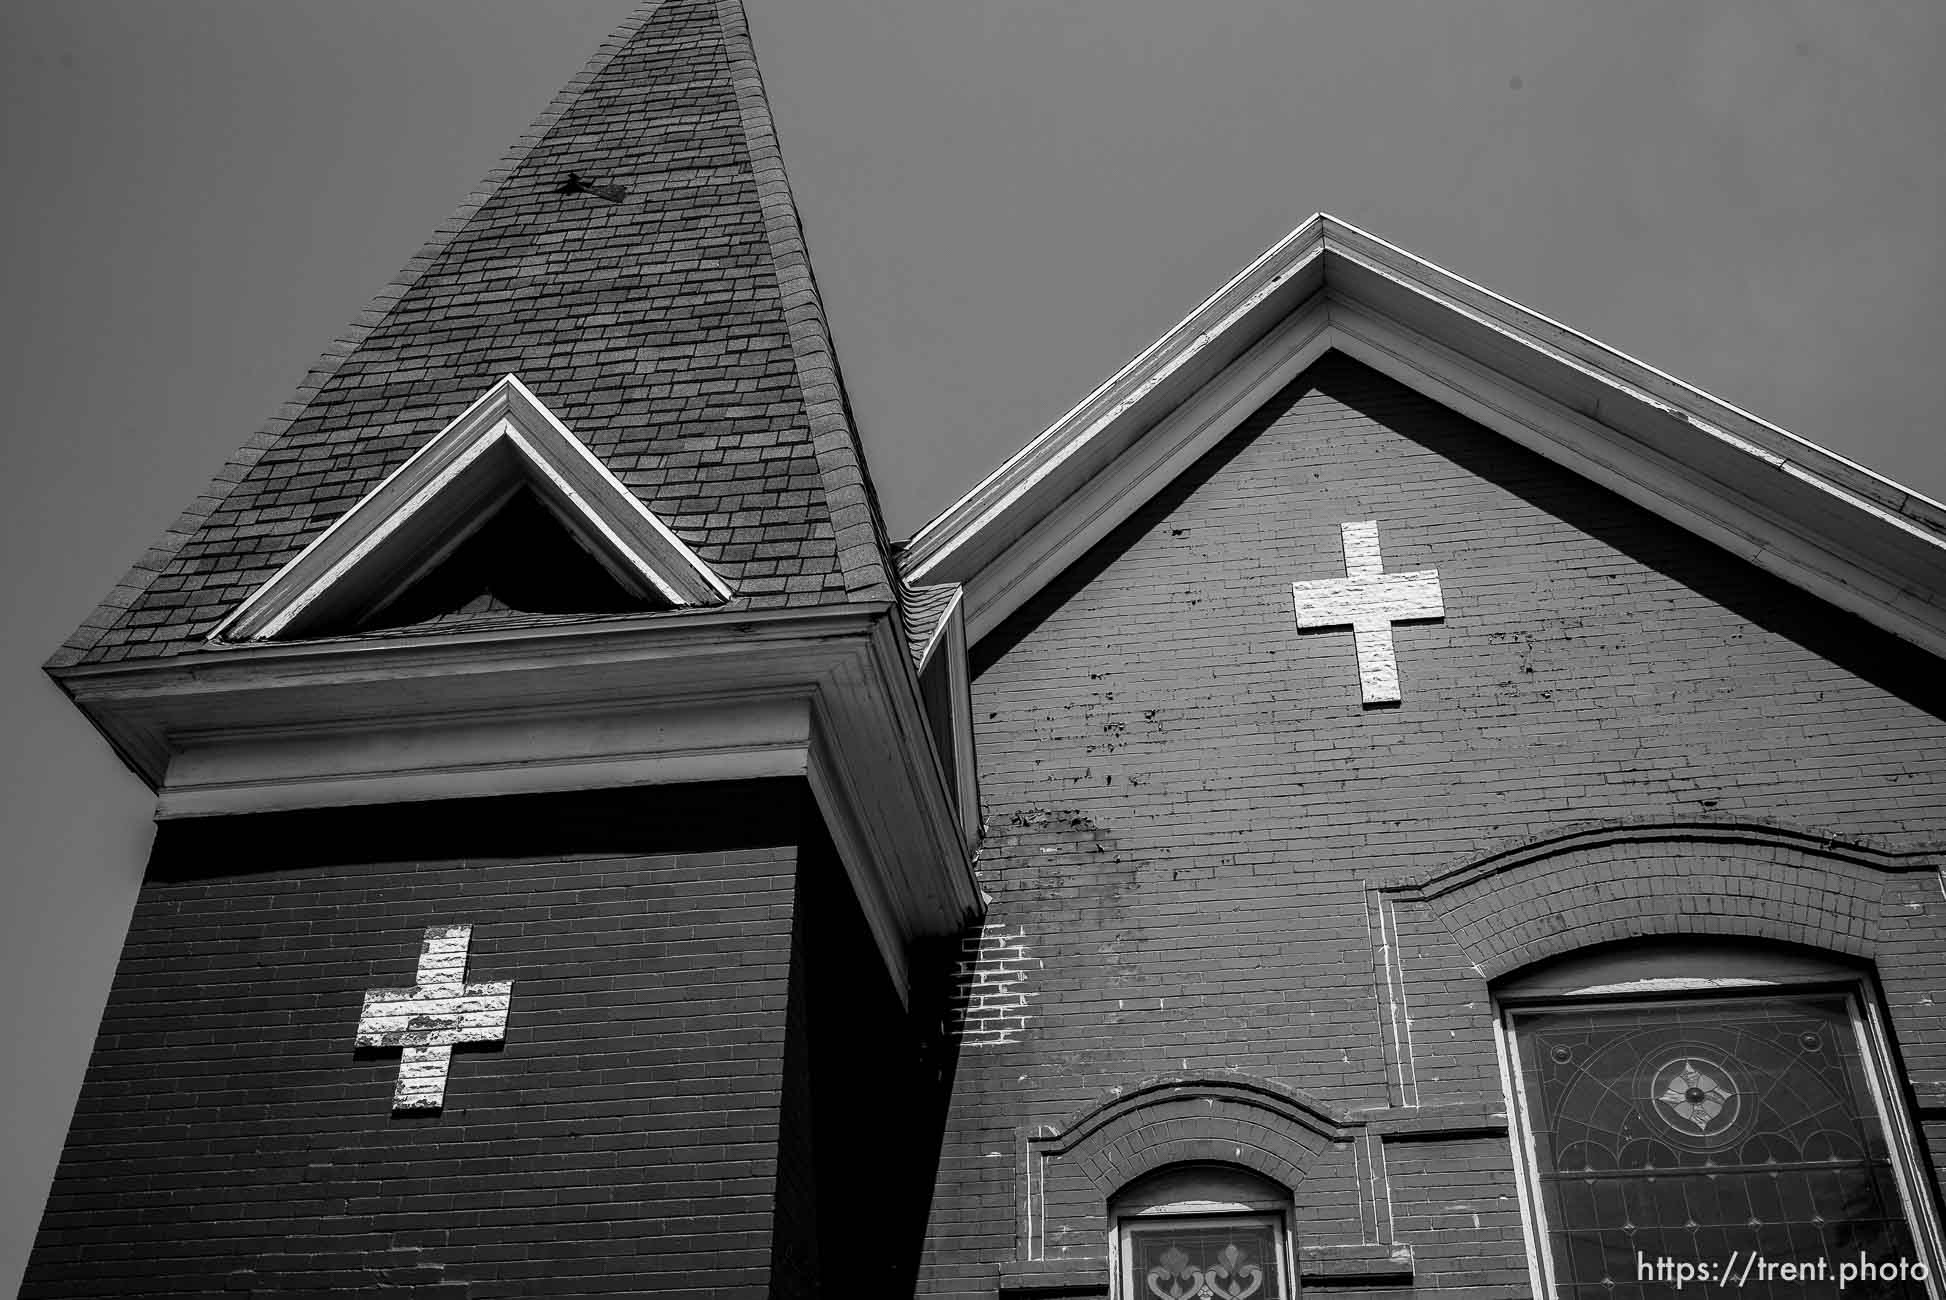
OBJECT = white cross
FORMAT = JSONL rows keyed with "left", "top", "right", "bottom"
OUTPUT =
{"left": 356, "top": 924, "right": 511, "bottom": 1112}
{"left": 1292, "top": 520, "right": 1445, "bottom": 705}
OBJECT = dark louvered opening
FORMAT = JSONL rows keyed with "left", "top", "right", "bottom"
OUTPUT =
{"left": 353, "top": 487, "right": 663, "bottom": 633}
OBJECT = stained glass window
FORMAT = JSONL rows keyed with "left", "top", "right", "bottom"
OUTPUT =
{"left": 1124, "top": 1217, "right": 1287, "bottom": 1300}
{"left": 1114, "top": 1166, "right": 1295, "bottom": 1300}
{"left": 1508, "top": 991, "right": 1934, "bottom": 1299}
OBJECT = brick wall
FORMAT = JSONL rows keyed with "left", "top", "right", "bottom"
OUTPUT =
{"left": 919, "top": 354, "right": 1946, "bottom": 1297}
{"left": 22, "top": 780, "right": 932, "bottom": 1298}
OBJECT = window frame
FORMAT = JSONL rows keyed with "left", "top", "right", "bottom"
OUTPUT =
{"left": 1108, "top": 1165, "right": 1298, "bottom": 1300}
{"left": 1494, "top": 946, "right": 1945, "bottom": 1299}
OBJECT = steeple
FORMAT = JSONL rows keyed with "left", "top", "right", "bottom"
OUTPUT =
{"left": 51, "top": 0, "right": 894, "bottom": 672}
{"left": 25, "top": 7, "right": 978, "bottom": 1294}
{"left": 40, "top": 0, "right": 976, "bottom": 995}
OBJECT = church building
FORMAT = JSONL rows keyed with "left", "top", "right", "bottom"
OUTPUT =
{"left": 24, "top": 1, "right": 1946, "bottom": 1296}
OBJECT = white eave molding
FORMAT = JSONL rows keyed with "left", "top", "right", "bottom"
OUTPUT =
{"left": 53, "top": 605, "right": 982, "bottom": 1004}
{"left": 212, "top": 374, "right": 731, "bottom": 641}
{"left": 902, "top": 214, "right": 1946, "bottom": 659}
{"left": 913, "top": 586, "right": 980, "bottom": 849}
{"left": 52, "top": 375, "right": 981, "bottom": 1003}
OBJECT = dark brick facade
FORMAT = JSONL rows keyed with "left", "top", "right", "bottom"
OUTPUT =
{"left": 917, "top": 354, "right": 1946, "bottom": 1296}
{"left": 23, "top": 783, "right": 940, "bottom": 1298}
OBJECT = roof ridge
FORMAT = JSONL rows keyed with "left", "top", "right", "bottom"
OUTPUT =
{"left": 900, "top": 216, "right": 1946, "bottom": 657}
{"left": 47, "top": 1, "right": 675, "bottom": 671}
{"left": 716, "top": 0, "right": 895, "bottom": 607}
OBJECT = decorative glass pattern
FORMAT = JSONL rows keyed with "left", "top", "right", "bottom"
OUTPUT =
{"left": 1511, "top": 993, "right": 1927, "bottom": 1298}
{"left": 1125, "top": 1218, "right": 1287, "bottom": 1300}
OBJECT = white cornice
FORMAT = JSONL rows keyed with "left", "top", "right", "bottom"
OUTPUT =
{"left": 52, "top": 604, "right": 981, "bottom": 1004}
{"left": 903, "top": 214, "right": 1946, "bottom": 657}
{"left": 212, "top": 374, "right": 730, "bottom": 642}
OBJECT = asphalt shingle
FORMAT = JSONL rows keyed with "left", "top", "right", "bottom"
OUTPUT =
{"left": 52, "top": 0, "right": 894, "bottom": 669}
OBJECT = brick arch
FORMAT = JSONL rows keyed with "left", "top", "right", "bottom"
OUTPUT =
{"left": 1030, "top": 1072, "right": 1355, "bottom": 1197}
{"left": 1380, "top": 819, "right": 1938, "bottom": 980}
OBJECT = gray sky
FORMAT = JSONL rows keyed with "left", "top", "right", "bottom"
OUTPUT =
{"left": 2, "top": 0, "right": 1941, "bottom": 1288}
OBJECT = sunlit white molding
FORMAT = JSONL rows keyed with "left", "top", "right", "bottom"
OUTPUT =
{"left": 913, "top": 587, "right": 979, "bottom": 848}
{"left": 903, "top": 214, "right": 1946, "bottom": 659}
{"left": 213, "top": 374, "right": 729, "bottom": 641}
{"left": 56, "top": 605, "right": 981, "bottom": 1005}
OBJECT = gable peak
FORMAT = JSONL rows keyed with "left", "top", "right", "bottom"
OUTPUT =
{"left": 903, "top": 215, "right": 1946, "bottom": 658}
{"left": 212, "top": 375, "right": 730, "bottom": 643}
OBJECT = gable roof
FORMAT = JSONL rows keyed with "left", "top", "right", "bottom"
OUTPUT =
{"left": 212, "top": 375, "right": 730, "bottom": 642}
{"left": 51, "top": 0, "right": 896, "bottom": 671}
{"left": 902, "top": 214, "right": 1946, "bottom": 657}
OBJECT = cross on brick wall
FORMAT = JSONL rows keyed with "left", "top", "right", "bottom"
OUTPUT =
{"left": 1291, "top": 520, "right": 1445, "bottom": 706}
{"left": 356, "top": 924, "right": 511, "bottom": 1111}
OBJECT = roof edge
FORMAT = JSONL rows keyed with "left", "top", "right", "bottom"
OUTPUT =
{"left": 1315, "top": 214, "right": 1946, "bottom": 536}
{"left": 903, "top": 215, "right": 1330, "bottom": 579}
{"left": 900, "top": 213, "right": 1946, "bottom": 658}
{"left": 48, "top": 0, "right": 679, "bottom": 672}
{"left": 210, "top": 374, "right": 732, "bottom": 642}
{"left": 718, "top": 0, "right": 896, "bottom": 608}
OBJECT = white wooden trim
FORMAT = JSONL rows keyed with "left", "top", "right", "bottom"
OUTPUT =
{"left": 906, "top": 218, "right": 1330, "bottom": 586}
{"left": 806, "top": 717, "right": 910, "bottom": 1000}
{"left": 55, "top": 604, "right": 982, "bottom": 1005}
{"left": 941, "top": 600, "right": 980, "bottom": 847}
{"left": 1319, "top": 217, "right": 1946, "bottom": 530}
{"left": 900, "top": 215, "right": 1946, "bottom": 661}
{"left": 1857, "top": 993, "right": 1946, "bottom": 1294}
{"left": 958, "top": 303, "right": 1334, "bottom": 642}
{"left": 913, "top": 591, "right": 981, "bottom": 848}
{"left": 1327, "top": 304, "right": 1946, "bottom": 659}
{"left": 212, "top": 374, "right": 729, "bottom": 641}
{"left": 1495, "top": 1005, "right": 1557, "bottom": 1300}
{"left": 157, "top": 695, "right": 814, "bottom": 818}
{"left": 915, "top": 585, "right": 964, "bottom": 671}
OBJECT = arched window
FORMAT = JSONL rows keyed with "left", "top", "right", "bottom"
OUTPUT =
{"left": 1498, "top": 940, "right": 1943, "bottom": 1298}
{"left": 1110, "top": 1164, "right": 1297, "bottom": 1299}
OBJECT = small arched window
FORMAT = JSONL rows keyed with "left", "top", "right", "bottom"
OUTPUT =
{"left": 1110, "top": 1164, "right": 1297, "bottom": 1299}
{"left": 1498, "top": 940, "right": 1943, "bottom": 1298}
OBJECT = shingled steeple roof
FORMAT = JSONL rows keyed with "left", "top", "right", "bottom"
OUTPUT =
{"left": 52, "top": 0, "right": 894, "bottom": 669}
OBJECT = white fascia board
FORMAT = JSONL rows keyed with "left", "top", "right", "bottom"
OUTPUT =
{"left": 903, "top": 217, "right": 1331, "bottom": 588}
{"left": 1317, "top": 217, "right": 1946, "bottom": 535}
{"left": 807, "top": 615, "right": 986, "bottom": 996}
{"left": 908, "top": 588, "right": 981, "bottom": 847}
{"left": 1326, "top": 301, "right": 1946, "bottom": 658}
{"left": 53, "top": 606, "right": 984, "bottom": 996}
{"left": 941, "top": 600, "right": 981, "bottom": 847}
{"left": 901, "top": 213, "right": 1946, "bottom": 658}
{"left": 955, "top": 300, "right": 1334, "bottom": 642}
{"left": 158, "top": 694, "right": 814, "bottom": 818}
{"left": 212, "top": 374, "right": 729, "bottom": 641}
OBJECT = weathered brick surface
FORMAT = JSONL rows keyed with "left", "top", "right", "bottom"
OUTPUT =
{"left": 1028, "top": 1078, "right": 1369, "bottom": 1264}
{"left": 1383, "top": 1139, "right": 1531, "bottom": 1295}
{"left": 22, "top": 783, "right": 934, "bottom": 1297}
{"left": 950, "top": 920, "right": 1042, "bottom": 1048}
{"left": 920, "top": 354, "right": 1946, "bottom": 1295}
{"left": 55, "top": 0, "right": 893, "bottom": 669}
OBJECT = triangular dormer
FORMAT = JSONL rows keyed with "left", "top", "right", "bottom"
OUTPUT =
{"left": 212, "top": 375, "right": 730, "bottom": 642}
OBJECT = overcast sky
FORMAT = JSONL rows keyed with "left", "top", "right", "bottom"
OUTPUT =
{"left": 2, "top": 0, "right": 1941, "bottom": 1288}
